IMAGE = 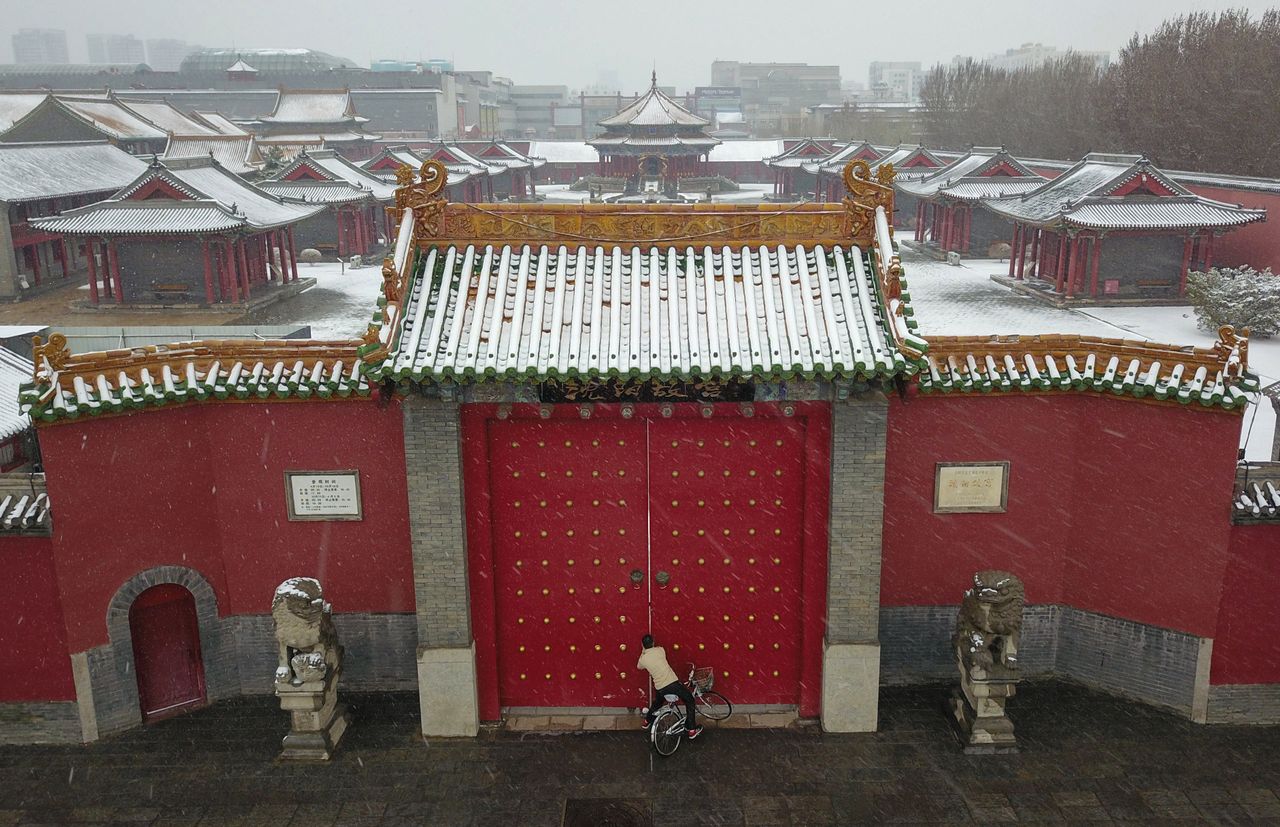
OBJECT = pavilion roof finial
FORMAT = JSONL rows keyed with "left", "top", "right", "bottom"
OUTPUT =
{"left": 651, "top": 67, "right": 657, "bottom": 89}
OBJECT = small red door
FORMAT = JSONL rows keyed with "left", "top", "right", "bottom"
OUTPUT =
{"left": 129, "top": 584, "right": 207, "bottom": 722}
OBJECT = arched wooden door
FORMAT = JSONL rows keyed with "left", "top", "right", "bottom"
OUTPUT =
{"left": 129, "top": 583, "right": 207, "bottom": 722}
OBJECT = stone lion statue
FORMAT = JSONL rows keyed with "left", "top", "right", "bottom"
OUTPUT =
{"left": 272, "top": 577, "right": 340, "bottom": 686}
{"left": 954, "top": 570, "right": 1024, "bottom": 671}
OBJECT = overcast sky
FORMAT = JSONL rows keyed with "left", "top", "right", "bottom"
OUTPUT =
{"left": 3, "top": 0, "right": 1274, "bottom": 90}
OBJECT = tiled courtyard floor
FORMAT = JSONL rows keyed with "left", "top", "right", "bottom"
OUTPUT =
{"left": 2, "top": 683, "right": 1278, "bottom": 825}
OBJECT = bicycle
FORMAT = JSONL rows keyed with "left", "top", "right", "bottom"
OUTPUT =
{"left": 648, "top": 664, "right": 733, "bottom": 756}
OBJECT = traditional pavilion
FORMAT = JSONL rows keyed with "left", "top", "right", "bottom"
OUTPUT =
{"left": 0, "top": 141, "right": 147, "bottom": 298}
{"left": 363, "top": 146, "right": 490, "bottom": 203}
{"left": 249, "top": 89, "right": 380, "bottom": 162}
{"left": 413, "top": 144, "right": 502, "bottom": 202}
{"left": 897, "top": 147, "right": 1043, "bottom": 256}
{"left": 449, "top": 141, "right": 546, "bottom": 200}
{"left": 588, "top": 72, "right": 719, "bottom": 186}
{"left": 259, "top": 148, "right": 395, "bottom": 256}
{"left": 985, "top": 153, "right": 1267, "bottom": 300}
{"left": 813, "top": 144, "right": 944, "bottom": 206}
{"left": 30, "top": 156, "right": 320, "bottom": 306}
{"left": 163, "top": 134, "right": 264, "bottom": 177}
{"left": 763, "top": 138, "right": 841, "bottom": 198}
{"left": 0, "top": 95, "right": 170, "bottom": 155}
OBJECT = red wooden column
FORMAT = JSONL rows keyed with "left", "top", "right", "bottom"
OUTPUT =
{"left": 1065, "top": 234, "right": 1083, "bottom": 298}
{"left": 940, "top": 205, "right": 951, "bottom": 250}
{"left": 86, "top": 239, "right": 99, "bottom": 305}
{"left": 107, "top": 240, "right": 123, "bottom": 304}
{"left": 287, "top": 227, "right": 299, "bottom": 282}
{"left": 1008, "top": 224, "right": 1020, "bottom": 277}
{"left": 1028, "top": 228, "right": 1041, "bottom": 278}
{"left": 201, "top": 239, "right": 214, "bottom": 305}
{"left": 1089, "top": 234, "right": 1104, "bottom": 297}
{"left": 59, "top": 240, "right": 69, "bottom": 277}
{"left": 1204, "top": 232, "right": 1216, "bottom": 271}
{"left": 336, "top": 209, "right": 346, "bottom": 257}
{"left": 29, "top": 245, "right": 41, "bottom": 285}
{"left": 1179, "top": 235, "right": 1194, "bottom": 295}
{"left": 225, "top": 240, "right": 240, "bottom": 303}
{"left": 962, "top": 208, "right": 972, "bottom": 254}
{"left": 1054, "top": 233, "right": 1069, "bottom": 292}
{"left": 237, "top": 238, "right": 251, "bottom": 300}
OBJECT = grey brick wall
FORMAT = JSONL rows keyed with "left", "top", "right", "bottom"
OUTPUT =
{"left": 1206, "top": 684, "right": 1280, "bottom": 724}
{"left": 827, "top": 391, "right": 889, "bottom": 645}
{"left": 233, "top": 613, "right": 418, "bottom": 694}
{"left": 402, "top": 393, "right": 471, "bottom": 649}
{"left": 0, "top": 702, "right": 80, "bottom": 745}
{"left": 880, "top": 605, "right": 1059, "bottom": 684}
{"left": 880, "top": 604, "right": 1205, "bottom": 715}
{"left": 1057, "top": 607, "right": 1202, "bottom": 714}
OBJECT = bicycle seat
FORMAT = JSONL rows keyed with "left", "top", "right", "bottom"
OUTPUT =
{"left": 663, "top": 694, "right": 681, "bottom": 703}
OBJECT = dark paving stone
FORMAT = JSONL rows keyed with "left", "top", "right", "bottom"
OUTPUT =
{"left": 0, "top": 685, "right": 1277, "bottom": 825}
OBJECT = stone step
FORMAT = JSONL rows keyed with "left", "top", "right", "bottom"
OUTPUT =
{"left": 500, "top": 710, "right": 806, "bottom": 732}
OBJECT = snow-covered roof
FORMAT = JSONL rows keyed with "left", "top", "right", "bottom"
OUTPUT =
{"left": 801, "top": 141, "right": 883, "bottom": 174}
{"left": 598, "top": 75, "right": 710, "bottom": 128}
{"left": 258, "top": 180, "right": 373, "bottom": 205}
{"left": 192, "top": 111, "right": 250, "bottom": 136}
{"left": 0, "top": 93, "right": 48, "bottom": 132}
{"left": 868, "top": 144, "right": 944, "bottom": 179}
{"left": 54, "top": 95, "right": 168, "bottom": 141}
{"left": 921, "top": 332, "right": 1256, "bottom": 411}
{"left": 226, "top": 59, "right": 258, "bottom": 73}
{"left": 272, "top": 148, "right": 396, "bottom": 200}
{"left": 163, "top": 134, "right": 264, "bottom": 176}
{"left": 373, "top": 243, "right": 917, "bottom": 383}
{"left": 0, "top": 141, "right": 148, "bottom": 203}
{"left": 897, "top": 148, "right": 1038, "bottom": 199}
{"left": 936, "top": 175, "right": 1046, "bottom": 202}
{"left": 32, "top": 156, "right": 323, "bottom": 235}
{"left": 1234, "top": 465, "right": 1280, "bottom": 522}
{"left": 0, "top": 474, "right": 50, "bottom": 536}
{"left": 261, "top": 90, "right": 361, "bottom": 124}
{"left": 0, "top": 347, "right": 33, "bottom": 441}
{"left": 984, "top": 154, "right": 1267, "bottom": 230}
{"left": 765, "top": 138, "right": 838, "bottom": 169}
{"left": 120, "top": 100, "right": 220, "bottom": 136}
{"left": 21, "top": 339, "right": 372, "bottom": 422}
{"left": 528, "top": 141, "right": 599, "bottom": 164}
{"left": 707, "top": 140, "right": 785, "bottom": 163}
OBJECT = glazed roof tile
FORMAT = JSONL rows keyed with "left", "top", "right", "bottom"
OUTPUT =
{"left": 163, "top": 134, "right": 264, "bottom": 175}
{"left": 258, "top": 180, "right": 373, "bottom": 205}
{"left": 372, "top": 242, "right": 922, "bottom": 384}
{"left": 896, "top": 148, "right": 1036, "bottom": 198}
{"left": 21, "top": 339, "right": 371, "bottom": 422}
{"left": 30, "top": 200, "right": 245, "bottom": 234}
{"left": 0, "top": 347, "right": 33, "bottom": 441}
{"left": 273, "top": 149, "right": 397, "bottom": 200}
{"left": 597, "top": 80, "right": 710, "bottom": 128}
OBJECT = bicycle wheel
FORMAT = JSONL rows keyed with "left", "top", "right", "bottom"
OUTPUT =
{"left": 695, "top": 690, "right": 732, "bottom": 721}
{"left": 651, "top": 708, "right": 684, "bottom": 756}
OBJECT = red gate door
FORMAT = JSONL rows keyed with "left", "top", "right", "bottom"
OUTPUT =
{"left": 648, "top": 416, "right": 808, "bottom": 705}
{"left": 129, "top": 584, "right": 207, "bottom": 721}
{"left": 488, "top": 418, "right": 650, "bottom": 707}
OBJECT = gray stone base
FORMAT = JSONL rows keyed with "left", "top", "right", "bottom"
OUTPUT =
{"left": 417, "top": 643, "right": 479, "bottom": 737}
{"left": 881, "top": 605, "right": 1213, "bottom": 720}
{"left": 1206, "top": 684, "right": 1280, "bottom": 724}
{"left": 0, "top": 702, "right": 82, "bottom": 744}
{"left": 948, "top": 688, "right": 1018, "bottom": 754}
{"left": 820, "top": 642, "right": 879, "bottom": 732}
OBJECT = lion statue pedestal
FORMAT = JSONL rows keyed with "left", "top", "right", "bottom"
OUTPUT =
{"left": 272, "top": 577, "right": 351, "bottom": 760}
{"left": 947, "top": 570, "right": 1024, "bottom": 754}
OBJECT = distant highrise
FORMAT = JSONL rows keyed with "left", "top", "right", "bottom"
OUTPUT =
{"left": 144, "top": 39, "right": 196, "bottom": 72}
{"left": 867, "top": 61, "right": 923, "bottom": 103}
{"left": 11, "top": 28, "right": 69, "bottom": 64}
{"left": 86, "top": 33, "right": 147, "bottom": 65}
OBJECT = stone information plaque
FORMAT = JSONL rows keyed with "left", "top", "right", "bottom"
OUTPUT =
{"left": 285, "top": 471, "right": 363, "bottom": 521}
{"left": 934, "top": 462, "right": 1009, "bottom": 513}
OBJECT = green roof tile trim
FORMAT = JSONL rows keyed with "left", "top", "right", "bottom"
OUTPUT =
{"left": 359, "top": 242, "right": 927, "bottom": 386}
{"left": 21, "top": 342, "right": 371, "bottom": 423}
{"left": 918, "top": 335, "right": 1257, "bottom": 411}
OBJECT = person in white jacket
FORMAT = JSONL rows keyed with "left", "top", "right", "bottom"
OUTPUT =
{"left": 637, "top": 633, "right": 701, "bottom": 738}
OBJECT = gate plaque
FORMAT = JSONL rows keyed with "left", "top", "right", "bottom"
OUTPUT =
{"left": 285, "top": 470, "right": 363, "bottom": 521}
{"left": 934, "top": 462, "right": 1009, "bottom": 514}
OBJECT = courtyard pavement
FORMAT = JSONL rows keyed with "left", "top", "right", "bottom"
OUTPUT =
{"left": 1, "top": 683, "right": 1278, "bottom": 825}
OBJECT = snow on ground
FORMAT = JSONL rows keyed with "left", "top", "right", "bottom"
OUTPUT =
{"left": 905, "top": 252, "right": 1278, "bottom": 460}
{"left": 238, "top": 260, "right": 383, "bottom": 340}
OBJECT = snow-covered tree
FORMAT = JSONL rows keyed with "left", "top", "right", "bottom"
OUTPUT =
{"left": 1186, "top": 266, "right": 1280, "bottom": 337}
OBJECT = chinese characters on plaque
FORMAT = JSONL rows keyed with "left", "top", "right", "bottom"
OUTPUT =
{"left": 934, "top": 462, "right": 1010, "bottom": 514}
{"left": 285, "top": 471, "right": 363, "bottom": 521}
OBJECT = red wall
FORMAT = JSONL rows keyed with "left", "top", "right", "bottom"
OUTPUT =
{"left": 0, "top": 536, "right": 75, "bottom": 701}
{"left": 39, "top": 397, "right": 415, "bottom": 653}
{"left": 1210, "top": 524, "right": 1280, "bottom": 684}
{"left": 883, "top": 390, "right": 1241, "bottom": 637}
{"left": 1181, "top": 184, "right": 1280, "bottom": 272}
